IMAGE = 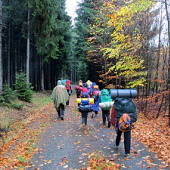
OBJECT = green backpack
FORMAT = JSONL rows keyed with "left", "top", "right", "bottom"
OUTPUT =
{"left": 100, "top": 89, "right": 112, "bottom": 110}
{"left": 114, "top": 97, "right": 138, "bottom": 123}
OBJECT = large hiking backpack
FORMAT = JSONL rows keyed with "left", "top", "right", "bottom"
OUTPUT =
{"left": 114, "top": 98, "right": 137, "bottom": 123}
{"left": 81, "top": 92, "right": 89, "bottom": 98}
{"left": 78, "top": 104, "right": 92, "bottom": 112}
{"left": 100, "top": 89, "right": 112, "bottom": 110}
{"left": 78, "top": 98, "right": 92, "bottom": 112}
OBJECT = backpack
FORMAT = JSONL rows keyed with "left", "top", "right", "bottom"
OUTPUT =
{"left": 118, "top": 113, "right": 132, "bottom": 132}
{"left": 92, "top": 89, "right": 100, "bottom": 97}
{"left": 114, "top": 98, "right": 137, "bottom": 123}
{"left": 78, "top": 104, "right": 92, "bottom": 112}
{"left": 65, "top": 80, "right": 71, "bottom": 90}
{"left": 100, "top": 89, "right": 112, "bottom": 110}
{"left": 78, "top": 98, "right": 92, "bottom": 112}
{"left": 81, "top": 92, "right": 89, "bottom": 98}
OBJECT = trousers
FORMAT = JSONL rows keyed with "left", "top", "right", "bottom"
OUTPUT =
{"left": 115, "top": 128, "right": 131, "bottom": 154}
{"left": 81, "top": 112, "right": 88, "bottom": 125}
{"left": 56, "top": 104, "right": 65, "bottom": 118}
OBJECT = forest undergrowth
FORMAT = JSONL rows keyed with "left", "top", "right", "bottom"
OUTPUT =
{"left": 0, "top": 93, "right": 169, "bottom": 169}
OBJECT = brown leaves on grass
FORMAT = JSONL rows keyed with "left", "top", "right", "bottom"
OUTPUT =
{"left": 0, "top": 103, "right": 54, "bottom": 169}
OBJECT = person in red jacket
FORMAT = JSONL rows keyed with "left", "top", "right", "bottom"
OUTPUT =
{"left": 65, "top": 80, "right": 72, "bottom": 105}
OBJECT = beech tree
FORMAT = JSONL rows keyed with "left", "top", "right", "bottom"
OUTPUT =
{"left": 102, "top": 0, "right": 154, "bottom": 88}
{"left": 164, "top": 0, "right": 170, "bottom": 124}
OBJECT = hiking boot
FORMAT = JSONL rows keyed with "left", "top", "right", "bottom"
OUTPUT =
{"left": 108, "top": 121, "right": 111, "bottom": 128}
{"left": 113, "top": 141, "right": 118, "bottom": 150}
{"left": 113, "top": 144, "right": 118, "bottom": 150}
{"left": 124, "top": 154, "right": 131, "bottom": 159}
{"left": 60, "top": 116, "right": 64, "bottom": 120}
{"left": 82, "top": 123, "right": 86, "bottom": 127}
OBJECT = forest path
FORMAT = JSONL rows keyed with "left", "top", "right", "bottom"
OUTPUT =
{"left": 27, "top": 88, "right": 168, "bottom": 170}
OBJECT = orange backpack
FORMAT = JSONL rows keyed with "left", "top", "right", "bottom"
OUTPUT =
{"left": 118, "top": 113, "right": 132, "bottom": 132}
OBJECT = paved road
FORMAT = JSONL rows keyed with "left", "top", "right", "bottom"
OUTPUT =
{"left": 27, "top": 90, "right": 168, "bottom": 170}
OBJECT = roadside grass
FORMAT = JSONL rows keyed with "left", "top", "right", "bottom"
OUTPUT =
{"left": 0, "top": 92, "right": 54, "bottom": 168}
{"left": 0, "top": 92, "right": 51, "bottom": 148}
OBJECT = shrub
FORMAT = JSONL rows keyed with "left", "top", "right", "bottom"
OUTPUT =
{"left": 0, "top": 102, "right": 24, "bottom": 110}
{"left": 1, "top": 85, "right": 17, "bottom": 103}
{"left": 14, "top": 72, "right": 34, "bottom": 102}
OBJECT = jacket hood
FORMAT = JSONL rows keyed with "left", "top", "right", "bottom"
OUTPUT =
{"left": 57, "top": 80, "right": 62, "bottom": 85}
{"left": 101, "top": 89, "right": 109, "bottom": 96}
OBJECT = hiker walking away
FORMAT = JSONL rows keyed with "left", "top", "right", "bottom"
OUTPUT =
{"left": 78, "top": 87, "right": 92, "bottom": 126}
{"left": 90, "top": 83, "right": 101, "bottom": 117}
{"left": 78, "top": 98, "right": 92, "bottom": 127}
{"left": 113, "top": 97, "right": 138, "bottom": 158}
{"left": 99, "top": 89, "right": 112, "bottom": 128}
{"left": 65, "top": 80, "right": 72, "bottom": 105}
{"left": 75, "top": 80, "right": 83, "bottom": 98}
{"left": 86, "top": 80, "right": 92, "bottom": 93}
{"left": 51, "top": 80, "right": 69, "bottom": 120}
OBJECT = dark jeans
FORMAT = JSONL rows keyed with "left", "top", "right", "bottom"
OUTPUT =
{"left": 56, "top": 104, "right": 65, "bottom": 118}
{"left": 81, "top": 112, "right": 88, "bottom": 125}
{"left": 102, "top": 109, "right": 110, "bottom": 124}
{"left": 115, "top": 128, "right": 131, "bottom": 154}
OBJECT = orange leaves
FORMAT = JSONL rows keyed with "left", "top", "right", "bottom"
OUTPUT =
{"left": 86, "top": 155, "right": 120, "bottom": 170}
{"left": 80, "top": 151, "right": 120, "bottom": 170}
{"left": 0, "top": 103, "right": 54, "bottom": 169}
{"left": 132, "top": 113, "right": 170, "bottom": 166}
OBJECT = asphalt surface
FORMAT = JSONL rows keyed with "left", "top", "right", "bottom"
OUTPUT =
{"left": 27, "top": 91, "right": 169, "bottom": 170}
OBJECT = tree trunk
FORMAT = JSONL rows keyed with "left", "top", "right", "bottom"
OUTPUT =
{"left": 26, "top": 9, "right": 30, "bottom": 83}
{"left": 0, "top": 0, "right": 2, "bottom": 91}
{"left": 164, "top": 0, "right": 170, "bottom": 126}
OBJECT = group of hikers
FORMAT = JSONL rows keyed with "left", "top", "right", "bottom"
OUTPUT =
{"left": 75, "top": 80, "right": 113, "bottom": 128}
{"left": 51, "top": 79, "right": 138, "bottom": 158}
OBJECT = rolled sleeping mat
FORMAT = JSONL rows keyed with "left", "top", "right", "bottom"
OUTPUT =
{"left": 110, "top": 89, "right": 138, "bottom": 99}
{"left": 82, "top": 98, "right": 94, "bottom": 104}
{"left": 99, "top": 101, "right": 114, "bottom": 108}
{"left": 76, "top": 98, "right": 82, "bottom": 104}
{"left": 76, "top": 98, "right": 94, "bottom": 104}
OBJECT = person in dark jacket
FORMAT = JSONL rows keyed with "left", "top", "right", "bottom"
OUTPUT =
{"left": 113, "top": 97, "right": 138, "bottom": 158}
